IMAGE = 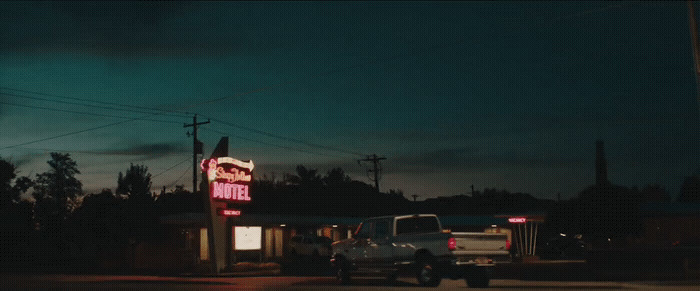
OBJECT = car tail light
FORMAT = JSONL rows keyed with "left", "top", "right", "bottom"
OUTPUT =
{"left": 506, "top": 239, "right": 511, "bottom": 250}
{"left": 448, "top": 237, "right": 457, "bottom": 251}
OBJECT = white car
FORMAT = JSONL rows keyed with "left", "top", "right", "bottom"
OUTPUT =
{"left": 288, "top": 234, "right": 333, "bottom": 257}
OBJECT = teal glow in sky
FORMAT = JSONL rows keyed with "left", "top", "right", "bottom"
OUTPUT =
{"left": 1, "top": 1, "right": 698, "bottom": 200}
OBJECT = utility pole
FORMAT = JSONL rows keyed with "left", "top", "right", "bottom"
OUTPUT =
{"left": 184, "top": 114, "right": 210, "bottom": 193}
{"left": 689, "top": 1, "right": 700, "bottom": 121}
{"left": 358, "top": 154, "right": 386, "bottom": 191}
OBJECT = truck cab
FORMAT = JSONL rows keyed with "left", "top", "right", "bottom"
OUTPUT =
{"left": 331, "top": 214, "right": 510, "bottom": 287}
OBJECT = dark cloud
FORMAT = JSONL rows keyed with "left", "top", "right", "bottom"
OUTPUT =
{"left": 389, "top": 147, "right": 587, "bottom": 174}
{"left": 96, "top": 142, "right": 188, "bottom": 159}
{"left": 254, "top": 160, "right": 368, "bottom": 179}
{"left": 0, "top": 2, "right": 303, "bottom": 57}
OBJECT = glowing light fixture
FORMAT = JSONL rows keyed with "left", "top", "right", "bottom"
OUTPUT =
{"left": 508, "top": 217, "right": 527, "bottom": 223}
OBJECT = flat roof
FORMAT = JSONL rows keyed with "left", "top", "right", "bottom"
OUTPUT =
{"left": 160, "top": 213, "right": 513, "bottom": 227}
{"left": 639, "top": 202, "right": 700, "bottom": 217}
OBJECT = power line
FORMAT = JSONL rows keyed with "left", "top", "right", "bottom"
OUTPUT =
{"left": 1, "top": 92, "right": 189, "bottom": 118}
{"left": 202, "top": 127, "right": 342, "bottom": 158}
{"left": 0, "top": 101, "right": 183, "bottom": 124}
{"left": 203, "top": 116, "right": 363, "bottom": 157}
{"left": 166, "top": 166, "right": 191, "bottom": 189}
{"left": 2, "top": 37, "right": 470, "bottom": 151}
{"left": 1, "top": 119, "right": 134, "bottom": 150}
{"left": 0, "top": 87, "right": 191, "bottom": 118}
{"left": 152, "top": 157, "right": 191, "bottom": 179}
{"left": 1, "top": 100, "right": 189, "bottom": 150}
{"left": 12, "top": 146, "right": 189, "bottom": 157}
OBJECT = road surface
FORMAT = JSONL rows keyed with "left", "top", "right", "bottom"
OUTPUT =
{"left": 2, "top": 274, "right": 699, "bottom": 290}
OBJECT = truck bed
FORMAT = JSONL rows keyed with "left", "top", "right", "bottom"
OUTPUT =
{"left": 451, "top": 232, "right": 511, "bottom": 263}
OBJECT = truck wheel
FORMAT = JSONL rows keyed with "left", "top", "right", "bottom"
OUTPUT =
{"left": 385, "top": 271, "right": 398, "bottom": 285}
{"left": 416, "top": 260, "right": 442, "bottom": 287}
{"left": 465, "top": 267, "right": 490, "bottom": 288}
{"left": 336, "top": 258, "right": 351, "bottom": 285}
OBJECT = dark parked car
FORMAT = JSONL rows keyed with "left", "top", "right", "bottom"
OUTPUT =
{"left": 538, "top": 236, "right": 587, "bottom": 260}
{"left": 288, "top": 234, "right": 333, "bottom": 258}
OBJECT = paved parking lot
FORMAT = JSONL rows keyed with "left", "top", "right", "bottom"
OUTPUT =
{"left": 2, "top": 274, "right": 700, "bottom": 290}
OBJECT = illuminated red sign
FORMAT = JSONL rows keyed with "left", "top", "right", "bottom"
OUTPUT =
{"left": 201, "top": 157, "right": 254, "bottom": 203}
{"left": 508, "top": 217, "right": 527, "bottom": 223}
{"left": 217, "top": 208, "right": 242, "bottom": 216}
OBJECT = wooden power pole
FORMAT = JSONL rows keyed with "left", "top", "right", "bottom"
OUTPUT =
{"left": 358, "top": 154, "right": 386, "bottom": 191}
{"left": 184, "top": 114, "right": 210, "bottom": 193}
{"left": 689, "top": 1, "right": 700, "bottom": 120}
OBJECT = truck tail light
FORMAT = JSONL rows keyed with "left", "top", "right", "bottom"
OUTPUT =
{"left": 506, "top": 239, "right": 511, "bottom": 250}
{"left": 448, "top": 237, "right": 457, "bottom": 251}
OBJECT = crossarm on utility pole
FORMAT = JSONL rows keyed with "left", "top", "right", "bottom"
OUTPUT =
{"left": 184, "top": 114, "right": 210, "bottom": 193}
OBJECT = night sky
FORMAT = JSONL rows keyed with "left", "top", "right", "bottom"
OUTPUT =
{"left": 1, "top": 1, "right": 698, "bottom": 201}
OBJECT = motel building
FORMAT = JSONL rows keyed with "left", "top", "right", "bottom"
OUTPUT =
{"left": 154, "top": 212, "right": 515, "bottom": 273}
{"left": 138, "top": 139, "right": 524, "bottom": 274}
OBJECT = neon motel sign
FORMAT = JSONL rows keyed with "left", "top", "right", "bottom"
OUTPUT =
{"left": 508, "top": 217, "right": 527, "bottom": 224}
{"left": 217, "top": 208, "right": 242, "bottom": 216}
{"left": 201, "top": 157, "right": 254, "bottom": 203}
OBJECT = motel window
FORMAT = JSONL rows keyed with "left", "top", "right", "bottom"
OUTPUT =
{"left": 200, "top": 228, "right": 209, "bottom": 261}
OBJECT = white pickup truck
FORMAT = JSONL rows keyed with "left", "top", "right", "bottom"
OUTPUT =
{"left": 331, "top": 214, "right": 511, "bottom": 287}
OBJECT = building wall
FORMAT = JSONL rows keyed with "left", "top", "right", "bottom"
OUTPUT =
{"left": 643, "top": 215, "right": 700, "bottom": 246}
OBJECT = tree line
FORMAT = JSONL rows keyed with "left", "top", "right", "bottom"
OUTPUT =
{"left": 1, "top": 153, "right": 698, "bottom": 271}
{"left": 0, "top": 153, "right": 201, "bottom": 271}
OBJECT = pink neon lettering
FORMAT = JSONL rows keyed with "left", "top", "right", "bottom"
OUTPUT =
{"left": 223, "top": 210, "right": 241, "bottom": 216}
{"left": 215, "top": 167, "right": 251, "bottom": 183}
{"left": 236, "top": 184, "right": 244, "bottom": 200}
{"left": 508, "top": 217, "right": 527, "bottom": 223}
{"left": 216, "top": 208, "right": 242, "bottom": 216}
{"left": 224, "top": 183, "right": 232, "bottom": 199}
{"left": 212, "top": 182, "right": 224, "bottom": 198}
{"left": 210, "top": 182, "right": 251, "bottom": 202}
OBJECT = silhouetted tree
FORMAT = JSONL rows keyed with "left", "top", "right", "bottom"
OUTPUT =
{"left": 32, "top": 153, "right": 82, "bottom": 225}
{"left": 678, "top": 175, "right": 700, "bottom": 203}
{"left": 323, "top": 168, "right": 350, "bottom": 187}
{"left": 117, "top": 163, "right": 152, "bottom": 199}
{"left": 287, "top": 165, "right": 322, "bottom": 186}
{"left": 0, "top": 158, "right": 33, "bottom": 209}
{"left": 572, "top": 184, "right": 644, "bottom": 248}
{"left": 155, "top": 186, "right": 203, "bottom": 216}
{"left": 69, "top": 188, "right": 128, "bottom": 269}
{"left": 640, "top": 184, "right": 671, "bottom": 202}
{"left": 31, "top": 152, "right": 83, "bottom": 264}
{"left": 117, "top": 164, "right": 157, "bottom": 261}
{"left": 0, "top": 158, "right": 16, "bottom": 204}
{"left": 0, "top": 157, "right": 34, "bottom": 270}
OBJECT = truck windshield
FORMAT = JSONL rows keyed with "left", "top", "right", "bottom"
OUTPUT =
{"left": 396, "top": 217, "right": 440, "bottom": 235}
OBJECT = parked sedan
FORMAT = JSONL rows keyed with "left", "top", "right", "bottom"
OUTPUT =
{"left": 288, "top": 235, "right": 333, "bottom": 258}
{"left": 538, "top": 236, "right": 587, "bottom": 260}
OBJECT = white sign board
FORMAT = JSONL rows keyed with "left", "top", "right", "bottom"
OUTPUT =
{"left": 234, "top": 226, "right": 262, "bottom": 250}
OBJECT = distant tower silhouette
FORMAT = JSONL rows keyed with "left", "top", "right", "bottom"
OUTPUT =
{"left": 595, "top": 140, "right": 609, "bottom": 186}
